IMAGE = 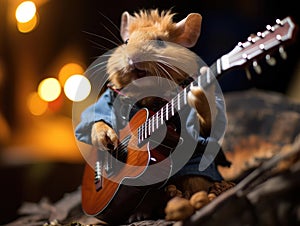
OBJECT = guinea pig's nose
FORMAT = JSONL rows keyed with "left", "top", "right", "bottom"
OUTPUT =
{"left": 128, "top": 58, "right": 134, "bottom": 66}
{"left": 128, "top": 57, "right": 137, "bottom": 71}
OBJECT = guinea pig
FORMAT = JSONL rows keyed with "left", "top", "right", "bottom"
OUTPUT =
{"left": 79, "top": 9, "right": 232, "bottom": 223}
{"left": 92, "top": 9, "right": 216, "bottom": 151}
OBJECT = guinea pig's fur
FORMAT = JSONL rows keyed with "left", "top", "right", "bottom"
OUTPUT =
{"left": 107, "top": 9, "right": 202, "bottom": 89}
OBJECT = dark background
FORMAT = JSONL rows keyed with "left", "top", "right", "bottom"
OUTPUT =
{"left": 0, "top": 0, "right": 299, "bottom": 224}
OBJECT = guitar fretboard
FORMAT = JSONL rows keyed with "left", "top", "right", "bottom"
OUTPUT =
{"left": 137, "top": 61, "right": 221, "bottom": 144}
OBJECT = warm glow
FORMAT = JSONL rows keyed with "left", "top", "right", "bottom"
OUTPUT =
{"left": 38, "top": 78, "right": 62, "bottom": 102}
{"left": 27, "top": 92, "right": 48, "bottom": 116}
{"left": 15, "top": 1, "right": 37, "bottom": 23}
{"left": 58, "top": 63, "right": 85, "bottom": 86}
{"left": 17, "top": 13, "right": 38, "bottom": 33}
{"left": 64, "top": 74, "right": 91, "bottom": 102}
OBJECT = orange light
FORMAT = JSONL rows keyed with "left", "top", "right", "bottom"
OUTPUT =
{"left": 15, "top": 1, "right": 37, "bottom": 23}
{"left": 58, "top": 63, "right": 85, "bottom": 86}
{"left": 38, "top": 77, "right": 61, "bottom": 102}
{"left": 17, "top": 13, "right": 38, "bottom": 33}
{"left": 27, "top": 92, "right": 48, "bottom": 116}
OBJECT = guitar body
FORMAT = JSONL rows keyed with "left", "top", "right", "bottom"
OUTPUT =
{"left": 81, "top": 108, "right": 176, "bottom": 223}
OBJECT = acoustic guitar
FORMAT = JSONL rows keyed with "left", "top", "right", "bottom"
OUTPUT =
{"left": 81, "top": 16, "right": 297, "bottom": 224}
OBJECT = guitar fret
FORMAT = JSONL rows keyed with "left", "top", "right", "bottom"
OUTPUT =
{"left": 171, "top": 99, "right": 174, "bottom": 116}
{"left": 152, "top": 116, "right": 155, "bottom": 133}
{"left": 144, "top": 122, "right": 147, "bottom": 138}
{"left": 138, "top": 127, "right": 141, "bottom": 143}
{"left": 184, "top": 88, "right": 187, "bottom": 105}
{"left": 207, "top": 69, "right": 211, "bottom": 84}
{"left": 217, "top": 59, "right": 222, "bottom": 75}
{"left": 161, "top": 108, "right": 164, "bottom": 125}
{"left": 156, "top": 112, "right": 159, "bottom": 129}
{"left": 166, "top": 103, "right": 169, "bottom": 120}
{"left": 178, "top": 93, "right": 181, "bottom": 110}
{"left": 148, "top": 119, "right": 151, "bottom": 136}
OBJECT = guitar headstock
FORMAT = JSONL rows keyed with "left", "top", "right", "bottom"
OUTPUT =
{"left": 221, "top": 16, "right": 297, "bottom": 74}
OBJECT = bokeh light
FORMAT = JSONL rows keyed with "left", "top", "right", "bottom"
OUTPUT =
{"left": 15, "top": 1, "right": 37, "bottom": 23}
{"left": 64, "top": 74, "right": 91, "bottom": 102}
{"left": 17, "top": 13, "right": 38, "bottom": 33}
{"left": 58, "top": 63, "right": 85, "bottom": 86}
{"left": 38, "top": 77, "right": 61, "bottom": 102}
{"left": 27, "top": 92, "right": 48, "bottom": 116}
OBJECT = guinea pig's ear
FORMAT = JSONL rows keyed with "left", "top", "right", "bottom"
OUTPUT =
{"left": 174, "top": 13, "right": 202, "bottom": 48}
{"left": 120, "top": 11, "right": 134, "bottom": 42}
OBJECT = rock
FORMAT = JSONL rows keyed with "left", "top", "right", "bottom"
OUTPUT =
{"left": 219, "top": 89, "right": 300, "bottom": 181}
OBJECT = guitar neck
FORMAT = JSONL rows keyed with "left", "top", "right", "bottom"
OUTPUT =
{"left": 138, "top": 16, "right": 296, "bottom": 144}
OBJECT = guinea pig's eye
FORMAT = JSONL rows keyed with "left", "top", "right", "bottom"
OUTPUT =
{"left": 156, "top": 38, "right": 165, "bottom": 47}
{"left": 124, "top": 39, "right": 129, "bottom": 45}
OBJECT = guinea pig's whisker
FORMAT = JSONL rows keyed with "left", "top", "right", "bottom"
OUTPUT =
{"left": 102, "top": 24, "right": 123, "bottom": 45}
{"left": 157, "top": 65, "right": 178, "bottom": 89}
{"left": 86, "top": 39, "right": 112, "bottom": 52}
{"left": 155, "top": 54, "right": 177, "bottom": 61}
{"left": 83, "top": 31, "right": 121, "bottom": 48}
{"left": 157, "top": 63, "right": 176, "bottom": 83}
{"left": 97, "top": 11, "right": 121, "bottom": 33}
{"left": 157, "top": 54, "right": 196, "bottom": 75}
{"left": 154, "top": 67, "right": 165, "bottom": 87}
{"left": 89, "top": 66, "right": 108, "bottom": 79}
{"left": 154, "top": 54, "right": 180, "bottom": 64}
{"left": 156, "top": 59, "right": 181, "bottom": 76}
{"left": 86, "top": 60, "right": 109, "bottom": 74}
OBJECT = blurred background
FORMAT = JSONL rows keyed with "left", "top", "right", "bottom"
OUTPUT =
{"left": 0, "top": 0, "right": 299, "bottom": 224}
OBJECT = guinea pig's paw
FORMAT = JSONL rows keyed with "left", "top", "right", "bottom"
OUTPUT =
{"left": 189, "top": 191, "right": 209, "bottom": 210}
{"left": 188, "top": 86, "right": 216, "bottom": 117}
{"left": 208, "top": 180, "right": 236, "bottom": 201}
{"left": 165, "top": 184, "right": 183, "bottom": 198}
{"left": 91, "top": 121, "right": 118, "bottom": 150}
{"left": 187, "top": 86, "right": 216, "bottom": 134}
{"left": 164, "top": 197, "right": 195, "bottom": 221}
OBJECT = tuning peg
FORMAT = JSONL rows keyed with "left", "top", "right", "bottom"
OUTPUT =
{"left": 266, "top": 24, "right": 275, "bottom": 32}
{"left": 247, "top": 34, "right": 256, "bottom": 43}
{"left": 257, "top": 31, "right": 265, "bottom": 38}
{"left": 276, "top": 19, "right": 283, "bottom": 26}
{"left": 266, "top": 54, "right": 276, "bottom": 66}
{"left": 245, "top": 67, "right": 252, "bottom": 80}
{"left": 279, "top": 46, "right": 288, "bottom": 60}
{"left": 253, "top": 60, "right": 262, "bottom": 74}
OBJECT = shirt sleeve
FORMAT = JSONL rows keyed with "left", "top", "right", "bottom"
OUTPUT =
{"left": 185, "top": 92, "right": 230, "bottom": 167}
{"left": 75, "top": 89, "right": 114, "bottom": 145}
